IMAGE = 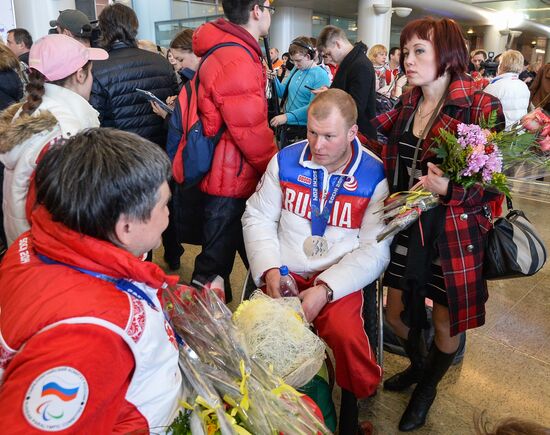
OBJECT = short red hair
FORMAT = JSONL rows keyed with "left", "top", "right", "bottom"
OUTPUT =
{"left": 399, "top": 17, "right": 468, "bottom": 78}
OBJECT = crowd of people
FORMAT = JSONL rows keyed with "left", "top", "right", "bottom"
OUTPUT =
{"left": 0, "top": 0, "right": 548, "bottom": 434}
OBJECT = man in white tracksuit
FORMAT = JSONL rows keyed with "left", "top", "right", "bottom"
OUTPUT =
{"left": 242, "top": 88, "right": 391, "bottom": 434}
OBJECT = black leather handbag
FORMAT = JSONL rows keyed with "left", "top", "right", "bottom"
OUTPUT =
{"left": 483, "top": 198, "right": 547, "bottom": 280}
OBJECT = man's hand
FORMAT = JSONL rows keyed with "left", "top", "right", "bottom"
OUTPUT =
{"left": 264, "top": 268, "right": 281, "bottom": 298}
{"left": 266, "top": 69, "right": 277, "bottom": 81}
{"left": 299, "top": 285, "right": 327, "bottom": 323}
{"left": 311, "top": 86, "right": 329, "bottom": 95}
{"left": 270, "top": 114, "right": 288, "bottom": 127}
{"left": 420, "top": 162, "right": 449, "bottom": 196}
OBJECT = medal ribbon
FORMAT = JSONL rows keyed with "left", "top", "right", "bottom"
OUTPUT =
{"left": 37, "top": 253, "right": 184, "bottom": 346}
{"left": 311, "top": 169, "right": 346, "bottom": 237}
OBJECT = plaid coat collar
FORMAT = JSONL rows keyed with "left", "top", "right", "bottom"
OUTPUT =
{"left": 374, "top": 73, "right": 498, "bottom": 184}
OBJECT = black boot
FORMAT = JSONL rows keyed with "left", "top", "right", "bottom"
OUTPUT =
{"left": 384, "top": 328, "right": 427, "bottom": 391}
{"left": 398, "top": 344, "right": 457, "bottom": 431}
{"left": 339, "top": 389, "right": 358, "bottom": 435}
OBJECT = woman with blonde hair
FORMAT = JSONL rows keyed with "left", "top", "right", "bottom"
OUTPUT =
{"left": 368, "top": 43, "right": 388, "bottom": 91}
{"left": 484, "top": 50, "right": 530, "bottom": 129}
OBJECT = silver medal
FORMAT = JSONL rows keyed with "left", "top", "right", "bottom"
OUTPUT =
{"left": 303, "top": 235, "right": 329, "bottom": 258}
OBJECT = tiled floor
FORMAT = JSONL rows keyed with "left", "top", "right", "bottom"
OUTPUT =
{"left": 154, "top": 195, "right": 550, "bottom": 434}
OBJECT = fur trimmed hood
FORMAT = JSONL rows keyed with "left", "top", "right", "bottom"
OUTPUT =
{"left": 0, "top": 103, "right": 58, "bottom": 154}
{"left": 0, "top": 53, "right": 20, "bottom": 72}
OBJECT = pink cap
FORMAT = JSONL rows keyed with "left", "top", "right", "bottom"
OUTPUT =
{"left": 29, "top": 34, "right": 108, "bottom": 81}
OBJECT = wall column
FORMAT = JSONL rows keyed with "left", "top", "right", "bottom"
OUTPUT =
{"left": 132, "top": 0, "right": 172, "bottom": 43}
{"left": 13, "top": 0, "right": 75, "bottom": 41}
{"left": 357, "top": 0, "right": 392, "bottom": 50}
{"left": 483, "top": 25, "right": 507, "bottom": 55}
{"left": 269, "top": 6, "right": 313, "bottom": 56}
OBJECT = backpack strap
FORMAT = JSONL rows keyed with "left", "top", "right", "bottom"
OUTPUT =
{"left": 193, "top": 42, "right": 255, "bottom": 140}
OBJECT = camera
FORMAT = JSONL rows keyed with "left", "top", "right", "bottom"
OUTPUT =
{"left": 481, "top": 52, "right": 498, "bottom": 78}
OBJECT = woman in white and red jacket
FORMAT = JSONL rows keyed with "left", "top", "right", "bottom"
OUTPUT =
{"left": 0, "top": 34, "right": 107, "bottom": 246}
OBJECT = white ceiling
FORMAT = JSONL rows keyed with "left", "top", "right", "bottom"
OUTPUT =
{"left": 275, "top": 0, "right": 550, "bottom": 41}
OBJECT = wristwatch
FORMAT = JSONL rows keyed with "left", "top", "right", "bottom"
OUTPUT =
{"left": 320, "top": 282, "right": 334, "bottom": 303}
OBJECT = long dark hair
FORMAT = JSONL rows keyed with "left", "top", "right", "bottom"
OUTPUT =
{"left": 98, "top": 3, "right": 139, "bottom": 49}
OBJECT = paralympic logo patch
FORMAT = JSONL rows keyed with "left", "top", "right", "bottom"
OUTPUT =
{"left": 23, "top": 366, "right": 89, "bottom": 431}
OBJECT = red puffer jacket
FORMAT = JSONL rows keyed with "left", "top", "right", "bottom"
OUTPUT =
{"left": 193, "top": 19, "right": 277, "bottom": 198}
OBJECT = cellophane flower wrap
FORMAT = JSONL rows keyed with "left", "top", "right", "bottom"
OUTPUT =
{"left": 232, "top": 291, "right": 326, "bottom": 388}
{"left": 377, "top": 108, "right": 550, "bottom": 242}
{"left": 162, "top": 281, "right": 331, "bottom": 435}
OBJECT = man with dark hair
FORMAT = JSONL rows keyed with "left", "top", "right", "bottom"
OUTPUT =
{"left": 183, "top": 0, "right": 277, "bottom": 301}
{"left": 469, "top": 49, "right": 487, "bottom": 73}
{"left": 50, "top": 9, "right": 93, "bottom": 47}
{"left": 315, "top": 25, "right": 377, "bottom": 140}
{"left": 243, "top": 89, "right": 390, "bottom": 433}
{"left": 388, "top": 47, "right": 401, "bottom": 74}
{"left": 90, "top": 3, "right": 178, "bottom": 147}
{"left": 0, "top": 128, "right": 187, "bottom": 432}
{"left": 7, "top": 28, "right": 33, "bottom": 65}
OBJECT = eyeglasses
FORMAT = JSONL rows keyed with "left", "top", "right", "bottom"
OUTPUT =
{"left": 258, "top": 4, "right": 276, "bottom": 15}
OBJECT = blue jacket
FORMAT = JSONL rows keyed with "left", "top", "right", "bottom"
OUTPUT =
{"left": 274, "top": 65, "right": 330, "bottom": 126}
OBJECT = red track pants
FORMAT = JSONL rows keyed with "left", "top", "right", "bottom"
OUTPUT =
{"left": 293, "top": 274, "right": 383, "bottom": 398}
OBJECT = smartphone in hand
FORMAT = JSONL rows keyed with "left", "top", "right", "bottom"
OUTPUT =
{"left": 136, "top": 88, "right": 174, "bottom": 114}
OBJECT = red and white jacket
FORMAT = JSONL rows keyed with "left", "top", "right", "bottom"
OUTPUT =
{"left": 0, "top": 206, "right": 184, "bottom": 433}
{"left": 242, "top": 138, "right": 391, "bottom": 300}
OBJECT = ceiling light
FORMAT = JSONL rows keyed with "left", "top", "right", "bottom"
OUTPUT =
{"left": 393, "top": 7, "right": 412, "bottom": 17}
{"left": 372, "top": 4, "right": 391, "bottom": 15}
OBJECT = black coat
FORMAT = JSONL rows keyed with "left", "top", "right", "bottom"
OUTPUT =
{"left": 331, "top": 42, "right": 377, "bottom": 140}
{"left": 0, "top": 69, "right": 23, "bottom": 111}
{"left": 90, "top": 42, "right": 178, "bottom": 146}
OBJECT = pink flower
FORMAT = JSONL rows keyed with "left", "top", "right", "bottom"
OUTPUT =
{"left": 521, "top": 108, "right": 550, "bottom": 132}
{"left": 539, "top": 135, "right": 550, "bottom": 152}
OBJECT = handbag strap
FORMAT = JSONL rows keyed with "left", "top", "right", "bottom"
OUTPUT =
{"left": 406, "top": 90, "right": 448, "bottom": 189}
{"left": 506, "top": 196, "right": 513, "bottom": 210}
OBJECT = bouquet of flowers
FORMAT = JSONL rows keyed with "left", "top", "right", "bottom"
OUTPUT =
{"left": 232, "top": 291, "right": 326, "bottom": 388}
{"left": 162, "top": 281, "right": 331, "bottom": 435}
{"left": 377, "top": 108, "right": 550, "bottom": 242}
{"left": 433, "top": 115, "right": 509, "bottom": 195}
{"left": 505, "top": 108, "right": 550, "bottom": 179}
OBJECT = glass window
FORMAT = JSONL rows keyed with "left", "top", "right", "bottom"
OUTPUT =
{"left": 312, "top": 13, "right": 357, "bottom": 43}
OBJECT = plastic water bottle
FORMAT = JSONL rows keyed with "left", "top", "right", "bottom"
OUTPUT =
{"left": 279, "top": 265, "right": 299, "bottom": 297}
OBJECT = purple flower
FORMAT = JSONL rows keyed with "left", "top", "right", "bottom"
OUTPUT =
{"left": 482, "top": 147, "right": 503, "bottom": 182}
{"left": 462, "top": 150, "right": 488, "bottom": 176}
{"left": 456, "top": 123, "right": 487, "bottom": 149}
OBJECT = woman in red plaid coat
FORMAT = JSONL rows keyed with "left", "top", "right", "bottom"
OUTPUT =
{"left": 371, "top": 17, "right": 504, "bottom": 431}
